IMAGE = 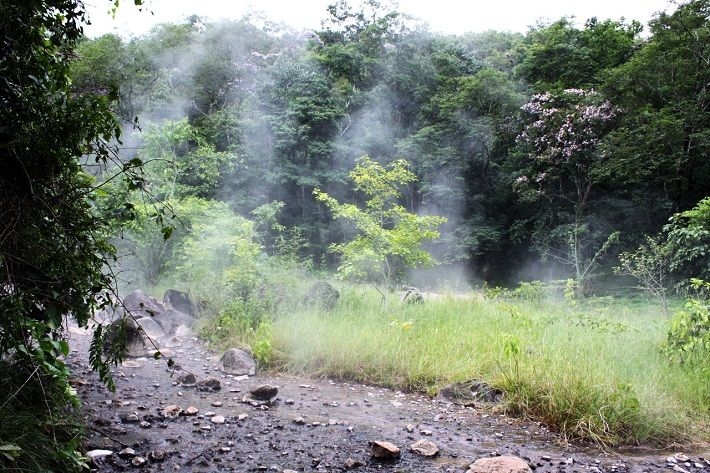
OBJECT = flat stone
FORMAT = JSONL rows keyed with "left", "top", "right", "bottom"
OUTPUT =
{"left": 183, "top": 406, "right": 199, "bottom": 416}
{"left": 86, "top": 449, "right": 114, "bottom": 459}
{"left": 131, "top": 456, "right": 147, "bottom": 467}
{"left": 370, "top": 441, "right": 400, "bottom": 460}
{"left": 211, "top": 415, "right": 226, "bottom": 424}
{"left": 468, "top": 455, "right": 532, "bottom": 473}
{"left": 410, "top": 439, "right": 439, "bottom": 457}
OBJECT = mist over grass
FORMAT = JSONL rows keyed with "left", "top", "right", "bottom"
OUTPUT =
{"left": 204, "top": 282, "right": 709, "bottom": 447}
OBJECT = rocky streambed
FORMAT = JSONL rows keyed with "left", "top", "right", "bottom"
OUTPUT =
{"left": 65, "top": 290, "right": 708, "bottom": 472}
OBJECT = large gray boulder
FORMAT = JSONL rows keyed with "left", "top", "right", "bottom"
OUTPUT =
{"left": 122, "top": 290, "right": 166, "bottom": 318}
{"left": 220, "top": 348, "right": 256, "bottom": 376}
{"left": 152, "top": 308, "right": 197, "bottom": 335}
{"left": 163, "top": 289, "right": 198, "bottom": 317}
{"left": 304, "top": 281, "right": 340, "bottom": 310}
{"left": 103, "top": 317, "right": 148, "bottom": 358}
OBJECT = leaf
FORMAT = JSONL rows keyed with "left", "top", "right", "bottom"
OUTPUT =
{"left": 153, "top": 351, "right": 162, "bottom": 360}
{"left": 161, "top": 226, "right": 173, "bottom": 241}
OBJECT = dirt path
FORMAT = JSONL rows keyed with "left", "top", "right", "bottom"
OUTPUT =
{"left": 66, "top": 326, "right": 708, "bottom": 473}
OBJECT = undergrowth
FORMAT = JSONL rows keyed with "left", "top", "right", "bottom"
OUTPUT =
{"left": 200, "top": 281, "right": 709, "bottom": 447}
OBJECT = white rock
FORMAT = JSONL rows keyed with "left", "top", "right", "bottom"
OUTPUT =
{"left": 86, "top": 449, "right": 114, "bottom": 459}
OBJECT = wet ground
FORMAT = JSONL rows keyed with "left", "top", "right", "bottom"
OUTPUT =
{"left": 66, "top": 327, "right": 709, "bottom": 472}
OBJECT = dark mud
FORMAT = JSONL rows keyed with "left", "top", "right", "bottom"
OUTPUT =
{"left": 66, "top": 326, "right": 708, "bottom": 472}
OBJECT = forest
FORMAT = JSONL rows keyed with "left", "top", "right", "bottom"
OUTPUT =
{"left": 1, "top": 0, "right": 710, "bottom": 470}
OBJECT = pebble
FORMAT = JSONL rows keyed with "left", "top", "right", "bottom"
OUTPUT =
{"left": 211, "top": 401, "right": 223, "bottom": 407}
{"left": 118, "top": 447, "right": 136, "bottom": 458}
{"left": 211, "top": 415, "right": 226, "bottom": 424}
{"left": 370, "top": 440, "right": 401, "bottom": 460}
{"left": 131, "top": 456, "right": 147, "bottom": 467}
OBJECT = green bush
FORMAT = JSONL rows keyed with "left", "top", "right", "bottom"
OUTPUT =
{"left": 665, "top": 278, "right": 710, "bottom": 366}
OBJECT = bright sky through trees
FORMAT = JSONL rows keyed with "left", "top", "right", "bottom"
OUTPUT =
{"left": 84, "top": 0, "right": 675, "bottom": 37}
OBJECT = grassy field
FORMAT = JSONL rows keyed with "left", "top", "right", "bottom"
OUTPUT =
{"left": 225, "top": 284, "right": 709, "bottom": 447}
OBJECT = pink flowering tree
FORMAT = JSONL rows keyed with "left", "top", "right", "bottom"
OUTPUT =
{"left": 516, "top": 89, "right": 620, "bottom": 293}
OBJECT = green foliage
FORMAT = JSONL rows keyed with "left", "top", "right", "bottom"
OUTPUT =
{"left": 665, "top": 278, "right": 710, "bottom": 366}
{"left": 665, "top": 197, "right": 710, "bottom": 284}
{"left": 315, "top": 156, "right": 446, "bottom": 287}
{"left": 616, "top": 235, "right": 671, "bottom": 313}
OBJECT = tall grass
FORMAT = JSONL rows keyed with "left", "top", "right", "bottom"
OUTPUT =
{"left": 259, "top": 285, "right": 709, "bottom": 447}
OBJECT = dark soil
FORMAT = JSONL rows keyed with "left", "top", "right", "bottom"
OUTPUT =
{"left": 66, "top": 326, "right": 709, "bottom": 473}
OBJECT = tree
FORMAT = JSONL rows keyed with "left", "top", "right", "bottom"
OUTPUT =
{"left": 516, "top": 88, "right": 620, "bottom": 292}
{"left": 314, "top": 156, "right": 445, "bottom": 289}
{"left": 0, "top": 1, "right": 137, "bottom": 470}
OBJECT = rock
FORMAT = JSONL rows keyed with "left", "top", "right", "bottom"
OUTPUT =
{"left": 220, "top": 348, "right": 256, "bottom": 376}
{"left": 123, "top": 289, "right": 166, "bottom": 318}
{"left": 163, "top": 289, "right": 198, "bottom": 317}
{"left": 675, "top": 454, "right": 690, "bottom": 462}
{"left": 161, "top": 405, "right": 182, "bottom": 419}
{"left": 304, "top": 281, "right": 340, "bottom": 310}
{"left": 399, "top": 285, "right": 424, "bottom": 304}
{"left": 468, "top": 455, "right": 532, "bottom": 473}
{"left": 438, "top": 380, "right": 504, "bottom": 405}
{"left": 283, "top": 470, "right": 299, "bottom": 473}
{"left": 120, "top": 413, "right": 140, "bottom": 423}
{"left": 293, "top": 417, "right": 306, "bottom": 425}
{"left": 177, "top": 372, "right": 196, "bottom": 386}
{"left": 249, "top": 384, "right": 278, "bottom": 402}
{"left": 344, "top": 457, "right": 364, "bottom": 469}
{"left": 405, "top": 424, "right": 415, "bottom": 432}
{"left": 370, "top": 441, "right": 400, "bottom": 460}
{"left": 103, "top": 318, "right": 148, "bottom": 357}
{"left": 196, "top": 377, "right": 221, "bottom": 392}
{"left": 183, "top": 406, "right": 199, "bottom": 416}
{"left": 148, "top": 450, "right": 166, "bottom": 462}
{"left": 153, "top": 308, "right": 197, "bottom": 335}
{"left": 131, "top": 456, "right": 147, "bottom": 467}
{"left": 118, "top": 447, "right": 136, "bottom": 458}
{"left": 86, "top": 449, "right": 114, "bottom": 459}
{"left": 211, "top": 401, "right": 223, "bottom": 407}
{"left": 238, "top": 413, "right": 249, "bottom": 421}
{"left": 673, "top": 467, "right": 691, "bottom": 473}
{"left": 410, "top": 439, "right": 439, "bottom": 457}
{"left": 174, "top": 325, "right": 194, "bottom": 337}
{"left": 139, "top": 420, "right": 151, "bottom": 428}
{"left": 134, "top": 316, "right": 166, "bottom": 338}
{"left": 211, "top": 415, "right": 226, "bottom": 424}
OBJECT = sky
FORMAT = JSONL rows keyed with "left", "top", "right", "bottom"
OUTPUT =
{"left": 83, "top": 0, "right": 677, "bottom": 38}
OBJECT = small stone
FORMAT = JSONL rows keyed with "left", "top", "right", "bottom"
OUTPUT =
{"left": 238, "top": 413, "right": 249, "bottom": 421}
{"left": 344, "top": 457, "right": 364, "bottom": 469}
{"left": 177, "top": 373, "right": 196, "bottom": 386}
{"left": 200, "top": 424, "right": 212, "bottom": 431}
{"left": 667, "top": 457, "right": 678, "bottom": 464}
{"left": 420, "top": 429, "right": 433, "bottom": 436}
{"left": 405, "top": 424, "right": 415, "bottom": 432}
{"left": 86, "top": 449, "right": 114, "bottom": 459}
{"left": 468, "top": 456, "right": 532, "bottom": 473}
{"left": 283, "top": 470, "right": 299, "bottom": 473}
{"left": 139, "top": 420, "right": 151, "bottom": 429}
{"left": 161, "top": 405, "right": 182, "bottom": 419}
{"left": 673, "top": 466, "right": 690, "bottom": 473}
{"left": 205, "top": 411, "right": 216, "bottom": 417}
{"left": 211, "top": 401, "right": 223, "bottom": 407}
{"left": 211, "top": 415, "right": 226, "bottom": 424}
{"left": 196, "top": 377, "right": 221, "bottom": 392}
{"left": 285, "top": 399, "right": 295, "bottom": 405}
{"left": 410, "top": 439, "right": 439, "bottom": 457}
{"left": 675, "top": 454, "right": 690, "bottom": 462}
{"left": 370, "top": 441, "right": 400, "bottom": 460}
{"left": 293, "top": 417, "right": 306, "bottom": 425}
{"left": 148, "top": 450, "right": 166, "bottom": 462}
{"left": 131, "top": 456, "right": 147, "bottom": 467}
{"left": 249, "top": 384, "right": 278, "bottom": 402}
{"left": 118, "top": 447, "right": 136, "bottom": 458}
{"left": 183, "top": 406, "right": 199, "bottom": 416}
{"left": 121, "top": 413, "right": 140, "bottom": 423}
